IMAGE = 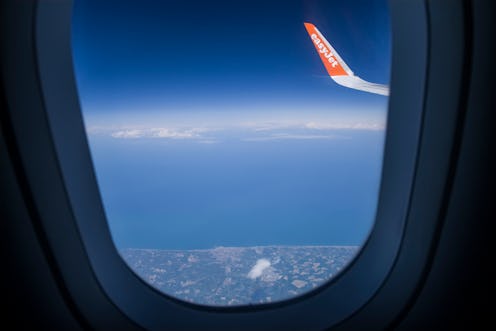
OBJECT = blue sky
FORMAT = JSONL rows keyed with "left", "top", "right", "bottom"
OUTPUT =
{"left": 72, "top": 0, "right": 391, "bottom": 249}
{"left": 72, "top": 0, "right": 390, "bottom": 121}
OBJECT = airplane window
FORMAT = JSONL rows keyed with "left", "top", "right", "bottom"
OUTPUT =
{"left": 72, "top": 0, "right": 390, "bottom": 306}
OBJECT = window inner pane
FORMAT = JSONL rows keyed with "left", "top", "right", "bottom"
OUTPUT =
{"left": 72, "top": 0, "right": 391, "bottom": 306}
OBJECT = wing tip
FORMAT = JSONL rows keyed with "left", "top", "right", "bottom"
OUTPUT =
{"left": 303, "top": 22, "right": 315, "bottom": 30}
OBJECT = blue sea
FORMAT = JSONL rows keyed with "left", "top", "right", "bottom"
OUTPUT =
{"left": 87, "top": 129, "right": 384, "bottom": 250}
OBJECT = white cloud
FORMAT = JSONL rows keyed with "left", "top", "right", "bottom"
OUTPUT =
{"left": 304, "top": 121, "right": 385, "bottom": 131}
{"left": 149, "top": 128, "right": 200, "bottom": 139}
{"left": 111, "top": 129, "right": 145, "bottom": 138}
{"left": 247, "top": 259, "right": 271, "bottom": 279}
{"left": 237, "top": 118, "right": 385, "bottom": 132}
{"left": 242, "top": 133, "right": 346, "bottom": 142}
{"left": 110, "top": 127, "right": 208, "bottom": 139}
{"left": 86, "top": 117, "right": 384, "bottom": 143}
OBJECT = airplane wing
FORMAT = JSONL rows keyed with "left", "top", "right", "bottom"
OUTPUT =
{"left": 304, "top": 22, "right": 389, "bottom": 96}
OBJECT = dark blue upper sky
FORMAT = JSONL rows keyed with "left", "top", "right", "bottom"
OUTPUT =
{"left": 72, "top": 0, "right": 390, "bottom": 119}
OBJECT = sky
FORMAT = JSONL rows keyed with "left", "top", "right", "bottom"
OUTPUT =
{"left": 72, "top": 0, "right": 390, "bottom": 119}
{"left": 71, "top": 0, "right": 391, "bottom": 249}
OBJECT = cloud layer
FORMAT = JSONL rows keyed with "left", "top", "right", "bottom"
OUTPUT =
{"left": 242, "top": 133, "right": 344, "bottom": 142}
{"left": 110, "top": 127, "right": 208, "bottom": 139}
{"left": 86, "top": 118, "right": 384, "bottom": 144}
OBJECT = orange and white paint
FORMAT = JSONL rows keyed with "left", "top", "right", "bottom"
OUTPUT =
{"left": 304, "top": 22, "right": 389, "bottom": 96}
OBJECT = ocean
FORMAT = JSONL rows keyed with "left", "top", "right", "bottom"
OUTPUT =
{"left": 87, "top": 129, "right": 384, "bottom": 250}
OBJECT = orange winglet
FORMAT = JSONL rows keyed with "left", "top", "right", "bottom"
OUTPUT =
{"left": 304, "top": 22, "right": 349, "bottom": 77}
